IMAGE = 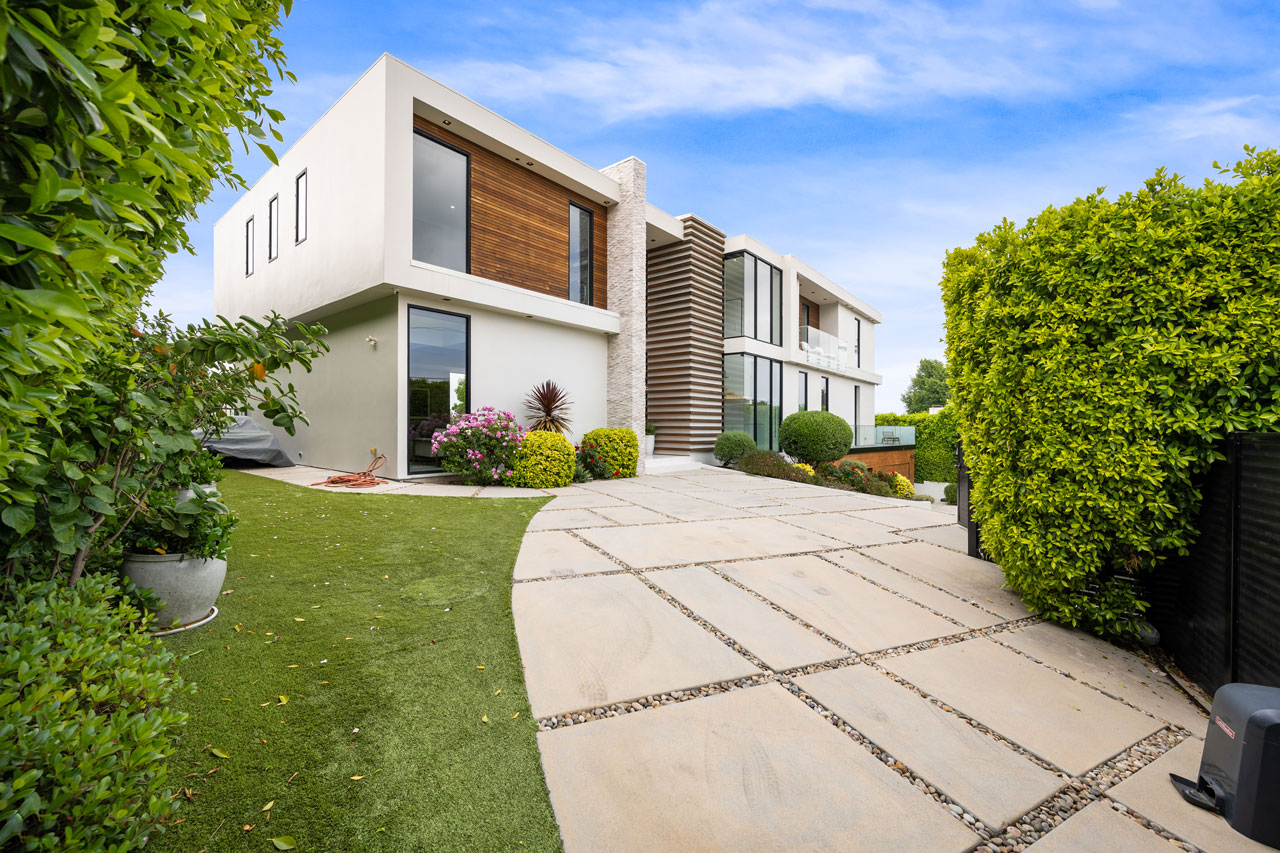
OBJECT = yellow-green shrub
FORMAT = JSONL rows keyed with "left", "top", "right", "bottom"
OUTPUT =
{"left": 942, "top": 147, "right": 1280, "bottom": 638}
{"left": 581, "top": 428, "right": 639, "bottom": 479}
{"left": 512, "top": 431, "right": 575, "bottom": 489}
{"left": 890, "top": 473, "right": 914, "bottom": 497}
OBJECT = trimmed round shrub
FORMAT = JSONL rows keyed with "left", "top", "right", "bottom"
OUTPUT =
{"left": 0, "top": 575, "right": 191, "bottom": 850}
{"left": 890, "top": 473, "right": 915, "bottom": 498}
{"left": 713, "top": 431, "right": 756, "bottom": 466}
{"left": 778, "top": 411, "right": 853, "bottom": 464}
{"left": 943, "top": 482, "right": 958, "bottom": 504}
{"left": 941, "top": 147, "right": 1280, "bottom": 638}
{"left": 581, "top": 428, "right": 639, "bottom": 479}
{"left": 512, "top": 431, "right": 575, "bottom": 488}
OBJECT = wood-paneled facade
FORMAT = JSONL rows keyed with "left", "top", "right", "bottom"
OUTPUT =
{"left": 839, "top": 447, "right": 916, "bottom": 482}
{"left": 412, "top": 117, "right": 608, "bottom": 310}
{"left": 645, "top": 215, "right": 726, "bottom": 454}
{"left": 799, "top": 295, "right": 822, "bottom": 331}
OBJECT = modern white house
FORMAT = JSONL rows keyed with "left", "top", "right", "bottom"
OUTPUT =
{"left": 212, "top": 54, "right": 883, "bottom": 479}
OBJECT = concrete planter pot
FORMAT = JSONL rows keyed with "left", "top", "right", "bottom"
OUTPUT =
{"left": 644, "top": 435, "right": 656, "bottom": 456}
{"left": 122, "top": 552, "right": 226, "bottom": 632}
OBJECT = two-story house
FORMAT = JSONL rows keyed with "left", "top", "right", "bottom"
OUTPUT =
{"left": 213, "top": 55, "right": 883, "bottom": 478}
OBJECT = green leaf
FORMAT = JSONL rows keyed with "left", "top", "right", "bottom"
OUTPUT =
{"left": 257, "top": 142, "right": 279, "bottom": 166}
{"left": 0, "top": 223, "right": 58, "bottom": 253}
{"left": 2, "top": 505, "right": 35, "bottom": 536}
{"left": 210, "top": 748, "right": 228, "bottom": 759}
{"left": 12, "top": 288, "right": 91, "bottom": 322}
{"left": 269, "top": 837, "right": 297, "bottom": 851}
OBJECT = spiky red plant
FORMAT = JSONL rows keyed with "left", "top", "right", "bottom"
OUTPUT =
{"left": 524, "top": 380, "right": 573, "bottom": 433}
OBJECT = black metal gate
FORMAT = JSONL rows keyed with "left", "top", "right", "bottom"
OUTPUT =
{"left": 1147, "top": 432, "right": 1280, "bottom": 694}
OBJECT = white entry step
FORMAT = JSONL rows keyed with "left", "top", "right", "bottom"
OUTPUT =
{"left": 643, "top": 455, "right": 703, "bottom": 474}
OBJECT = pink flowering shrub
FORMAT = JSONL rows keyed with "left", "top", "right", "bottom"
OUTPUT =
{"left": 431, "top": 407, "right": 526, "bottom": 485}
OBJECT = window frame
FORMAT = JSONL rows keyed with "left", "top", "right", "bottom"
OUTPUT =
{"left": 723, "top": 352, "right": 783, "bottom": 451}
{"left": 294, "top": 169, "right": 308, "bottom": 245}
{"left": 267, "top": 194, "right": 279, "bottom": 262}
{"left": 855, "top": 317, "right": 862, "bottom": 368}
{"left": 412, "top": 129, "right": 472, "bottom": 275}
{"left": 821, "top": 376, "right": 830, "bottom": 412}
{"left": 568, "top": 201, "right": 593, "bottom": 305}
{"left": 722, "top": 250, "right": 782, "bottom": 346}
{"left": 244, "top": 216, "right": 254, "bottom": 277}
{"left": 798, "top": 370, "right": 808, "bottom": 411}
{"left": 406, "top": 304, "right": 472, "bottom": 475}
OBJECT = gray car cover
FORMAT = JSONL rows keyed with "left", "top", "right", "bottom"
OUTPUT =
{"left": 197, "top": 415, "right": 295, "bottom": 467}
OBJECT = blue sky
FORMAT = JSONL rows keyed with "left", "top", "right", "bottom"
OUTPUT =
{"left": 151, "top": 0, "right": 1280, "bottom": 412}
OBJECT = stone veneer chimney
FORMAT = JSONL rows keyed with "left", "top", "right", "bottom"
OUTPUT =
{"left": 600, "top": 157, "right": 648, "bottom": 474}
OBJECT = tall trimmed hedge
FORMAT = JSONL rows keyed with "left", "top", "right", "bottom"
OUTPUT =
{"left": 876, "top": 409, "right": 958, "bottom": 483}
{"left": 779, "top": 411, "right": 852, "bottom": 464}
{"left": 941, "top": 148, "right": 1280, "bottom": 638}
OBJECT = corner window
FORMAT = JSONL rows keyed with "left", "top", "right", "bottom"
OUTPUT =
{"left": 569, "top": 203, "right": 592, "bottom": 305}
{"left": 723, "top": 353, "right": 783, "bottom": 451}
{"left": 821, "top": 377, "right": 830, "bottom": 412}
{"left": 295, "top": 169, "right": 308, "bottom": 244}
{"left": 267, "top": 195, "right": 279, "bottom": 261}
{"left": 798, "top": 371, "right": 808, "bottom": 411}
{"left": 723, "top": 251, "right": 781, "bottom": 345}
{"left": 244, "top": 217, "right": 254, "bottom": 276}
{"left": 413, "top": 131, "right": 469, "bottom": 273}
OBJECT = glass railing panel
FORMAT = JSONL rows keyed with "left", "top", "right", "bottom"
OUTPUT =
{"left": 799, "top": 325, "right": 849, "bottom": 371}
{"left": 874, "top": 425, "right": 915, "bottom": 446}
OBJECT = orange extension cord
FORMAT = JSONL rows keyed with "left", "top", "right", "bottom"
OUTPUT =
{"left": 311, "top": 455, "right": 388, "bottom": 489}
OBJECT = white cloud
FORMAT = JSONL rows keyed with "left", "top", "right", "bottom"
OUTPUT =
{"left": 1127, "top": 95, "right": 1280, "bottom": 143}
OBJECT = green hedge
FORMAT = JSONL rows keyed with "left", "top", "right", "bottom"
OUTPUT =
{"left": 581, "top": 428, "right": 639, "bottom": 479}
{"left": 513, "top": 431, "right": 575, "bottom": 489}
{"left": 713, "top": 431, "right": 756, "bottom": 466}
{"left": 0, "top": 575, "right": 191, "bottom": 850}
{"left": 778, "top": 411, "right": 852, "bottom": 464}
{"left": 876, "top": 408, "right": 959, "bottom": 483}
{"left": 941, "top": 147, "right": 1280, "bottom": 638}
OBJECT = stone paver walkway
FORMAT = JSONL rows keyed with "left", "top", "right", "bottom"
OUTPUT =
{"left": 507, "top": 468, "right": 1229, "bottom": 852}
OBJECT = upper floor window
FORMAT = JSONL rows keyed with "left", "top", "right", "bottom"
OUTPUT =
{"left": 295, "top": 169, "right": 308, "bottom": 244}
{"left": 855, "top": 317, "right": 862, "bottom": 368}
{"left": 569, "top": 203, "right": 592, "bottom": 305}
{"left": 723, "top": 251, "right": 781, "bottom": 345}
{"left": 244, "top": 217, "right": 254, "bottom": 276}
{"left": 413, "top": 131, "right": 469, "bottom": 273}
{"left": 267, "top": 195, "right": 279, "bottom": 261}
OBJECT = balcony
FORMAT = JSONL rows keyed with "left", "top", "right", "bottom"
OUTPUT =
{"left": 852, "top": 425, "right": 915, "bottom": 447}
{"left": 799, "top": 325, "right": 848, "bottom": 371}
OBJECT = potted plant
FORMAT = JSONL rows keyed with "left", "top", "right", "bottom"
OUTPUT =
{"left": 122, "top": 493, "right": 237, "bottom": 632}
{"left": 644, "top": 421, "right": 657, "bottom": 456}
{"left": 175, "top": 448, "right": 225, "bottom": 503}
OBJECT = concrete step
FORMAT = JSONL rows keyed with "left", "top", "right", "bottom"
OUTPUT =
{"left": 643, "top": 455, "right": 703, "bottom": 474}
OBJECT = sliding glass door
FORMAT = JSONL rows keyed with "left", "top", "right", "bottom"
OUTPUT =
{"left": 408, "top": 306, "right": 469, "bottom": 474}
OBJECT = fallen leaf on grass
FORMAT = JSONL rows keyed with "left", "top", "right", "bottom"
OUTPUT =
{"left": 210, "top": 748, "right": 229, "bottom": 759}
{"left": 221, "top": 698, "right": 232, "bottom": 702}
{"left": 243, "top": 823, "right": 255, "bottom": 832}
{"left": 475, "top": 665, "right": 485, "bottom": 670}
{"left": 287, "top": 665, "right": 298, "bottom": 668}
{"left": 349, "top": 775, "right": 365, "bottom": 781}
{"left": 233, "top": 624, "right": 243, "bottom": 633}
{"left": 512, "top": 712, "right": 520, "bottom": 719}
{"left": 277, "top": 696, "right": 289, "bottom": 705}
{"left": 221, "top": 590, "right": 234, "bottom": 595}
{"left": 481, "top": 715, "right": 489, "bottom": 724}
{"left": 268, "top": 837, "right": 296, "bottom": 850}
{"left": 493, "top": 689, "right": 502, "bottom": 696}
{"left": 293, "top": 617, "right": 305, "bottom": 622}
{"left": 260, "top": 702, "right": 271, "bottom": 707}
{"left": 262, "top": 800, "right": 274, "bottom": 811}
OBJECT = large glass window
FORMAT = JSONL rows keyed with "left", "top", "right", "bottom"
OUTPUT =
{"left": 408, "top": 306, "right": 469, "bottom": 474}
{"left": 723, "top": 353, "right": 782, "bottom": 450}
{"left": 569, "top": 203, "right": 592, "bottom": 304}
{"left": 413, "top": 132, "right": 469, "bottom": 272}
{"left": 723, "top": 251, "right": 781, "bottom": 345}
{"left": 798, "top": 371, "right": 808, "bottom": 411}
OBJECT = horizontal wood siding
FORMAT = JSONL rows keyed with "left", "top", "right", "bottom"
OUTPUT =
{"left": 839, "top": 448, "right": 916, "bottom": 482}
{"left": 412, "top": 117, "right": 607, "bottom": 310}
{"left": 646, "top": 216, "right": 726, "bottom": 454}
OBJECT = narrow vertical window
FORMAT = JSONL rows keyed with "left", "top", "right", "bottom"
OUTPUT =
{"left": 723, "top": 254, "right": 745, "bottom": 337}
{"left": 295, "top": 169, "right": 308, "bottom": 244}
{"left": 771, "top": 266, "right": 782, "bottom": 345}
{"left": 267, "top": 195, "right": 279, "bottom": 261}
{"left": 821, "top": 377, "right": 830, "bottom": 412}
{"left": 755, "top": 257, "right": 772, "bottom": 342}
{"left": 569, "top": 203, "right": 593, "bottom": 305}
{"left": 244, "top": 217, "right": 254, "bottom": 276}
{"left": 798, "top": 371, "right": 808, "bottom": 411}
{"left": 855, "top": 317, "right": 862, "bottom": 368}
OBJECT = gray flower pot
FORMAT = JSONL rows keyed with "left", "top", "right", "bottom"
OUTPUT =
{"left": 644, "top": 435, "right": 656, "bottom": 456}
{"left": 175, "top": 483, "right": 218, "bottom": 504}
{"left": 122, "top": 552, "right": 226, "bottom": 631}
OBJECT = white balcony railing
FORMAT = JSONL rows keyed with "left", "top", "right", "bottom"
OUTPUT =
{"left": 799, "top": 325, "right": 848, "bottom": 371}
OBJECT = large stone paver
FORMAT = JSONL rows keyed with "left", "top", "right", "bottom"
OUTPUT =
{"left": 542, "top": 493, "right": 631, "bottom": 510}
{"left": 591, "top": 504, "right": 674, "bottom": 525}
{"left": 780, "top": 512, "right": 907, "bottom": 546}
{"left": 906, "top": 523, "right": 969, "bottom": 553}
{"left": 578, "top": 518, "right": 843, "bottom": 569}
{"left": 623, "top": 491, "right": 754, "bottom": 520}
{"left": 797, "top": 665, "right": 1065, "bottom": 828}
{"left": 538, "top": 683, "right": 978, "bottom": 853}
{"left": 783, "top": 493, "right": 888, "bottom": 512}
{"left": 645, "top": 566, "right": 848, "bottom": 670}
{"left": 853, "top": 505, "right": 959, "bottom": 530}
{"left": 1107, "top": 739, "right": 1272, "bottom": 852}
{"left": 863, "top": 541, "right": 1032, "bottom": 619}
{"left": 1000, "top": 622, "right": 1207, "bottom": 732}
{"left": 513, "top": 574, "right": 757, "bottom": 716}
{"left": 884, "top": 639, "right": 1164, "bottom": 775}
{"left": 512, "top": 531, "right": 622, "bottom": 580}
{"left": 1027, "top": 802, "right": 1171, "bottom": 852}
{"left": 525, "top": 508, "right": 617, "bottom": 531}
{"left": 694, "top": 490, "right": 790, "bottom": 508}
{"left": 825, "top": 550, "right": 1006, "bottom": 628}
{"left": 715, "top": 555, "right": 960, "bottom": 652}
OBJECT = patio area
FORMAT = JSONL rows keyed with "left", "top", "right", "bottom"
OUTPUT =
{"left": 505, "top": 468, "right": 1237, "bottom": 852}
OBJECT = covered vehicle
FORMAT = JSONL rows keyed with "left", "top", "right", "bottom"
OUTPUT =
{"left": 197, "top": 415, "right": 294, "bottom": 467}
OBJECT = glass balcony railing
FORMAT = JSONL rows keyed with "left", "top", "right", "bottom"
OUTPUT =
{"left": 850, "top": 425, "right": 916, "bottom": 447}
{"left": 799, "top": 325, "right": 848, "bottom": 371}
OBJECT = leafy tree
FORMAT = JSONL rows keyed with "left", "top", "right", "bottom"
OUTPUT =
{"left": 0, "top": 0, "right": 293, "bottom": 506}
{"left": 941, "top": 147, "right": 1280, "bottom": 638}
{"left": 900, "top": 358, "right": 949, "bottom": 413}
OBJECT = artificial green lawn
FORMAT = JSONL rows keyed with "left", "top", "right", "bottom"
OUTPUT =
{"left": 150, "top": 471, "right": 562, "bottom": 852}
